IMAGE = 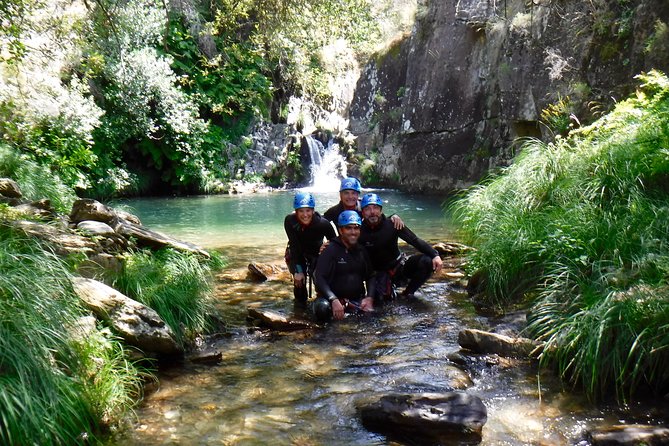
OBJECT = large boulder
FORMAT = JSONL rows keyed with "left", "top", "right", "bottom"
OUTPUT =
{"left": 0, "top": 178, "right": 22, "bottom": 198}
{"left": 72, "top": 277, "right": 182, "bottom": 356}
{"left": 70, "top": 198, "right": 142, "bottom": 225}
{"left": 359, "top": 392, "right": 487, "bottom": 444}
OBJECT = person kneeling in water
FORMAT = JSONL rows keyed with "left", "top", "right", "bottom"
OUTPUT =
{"left": 313, "top": 210, "right": 376, "bottom": 322}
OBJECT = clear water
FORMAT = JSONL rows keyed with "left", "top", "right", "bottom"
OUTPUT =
{"left": 110, "top": 191, "right": 669, "bottom": 446}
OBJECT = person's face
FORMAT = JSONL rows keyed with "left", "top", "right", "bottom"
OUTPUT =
{"left": 339, "top": 224, "right": 360, "bottom": 248}
{"left": 296, "top": 207, "right": 314, "bottom": 225}
{"left": 362, "top": 204, "right": 382, "bottom": 226}
{"left": 340, "top": 190, "right": 359, "bottom": 209}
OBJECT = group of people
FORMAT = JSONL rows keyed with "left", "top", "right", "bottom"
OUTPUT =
{"left": 284, "top": 177, "right": 443, "bottom": 322}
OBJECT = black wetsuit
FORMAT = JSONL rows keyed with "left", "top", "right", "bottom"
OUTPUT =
{"left": 284, "top": 212, "right": 336, "bottom": 302}
{"left": 323, "top": 202, "right": 361, "bottom": 224}
{"left": 313, "top": 237, "right": 376, "bottom": 321}
{"left": 359, "top": 214, "right": 439, "bottom": 299}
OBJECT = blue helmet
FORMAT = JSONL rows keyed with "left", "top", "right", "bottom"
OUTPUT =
{"left": 338, "top": 210, "right": 362, "bottom": 227}
{"left": 293, "top": 192, "right": 315, "bottom": 209}
{"left": 361, "top": 193, "right": 383, "bottom": 209}
{"left": 339, "top": 177, "right": 361, "bottom": 193}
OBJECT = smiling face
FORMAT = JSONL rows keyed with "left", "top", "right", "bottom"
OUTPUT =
{"left": 340, "top": 190, "right": 359, "bottom": 209}
{"left": 361, "top": 204, "right": 382, "bottom": 227}
{"left": 296, "top": 207, "right": 314, "bottom": 226}
{"left": 338, "top": 224, "right": 360, "bottom": 248}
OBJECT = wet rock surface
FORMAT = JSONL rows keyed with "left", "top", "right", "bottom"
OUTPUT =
{"left": 359, "top": 391, "right": 487, "bottom": 444}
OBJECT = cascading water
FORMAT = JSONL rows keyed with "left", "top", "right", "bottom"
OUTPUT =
{"left": 304, "top": 135, "right": 348, "bottom": 192}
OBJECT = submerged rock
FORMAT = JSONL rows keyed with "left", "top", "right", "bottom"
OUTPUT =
{"left": 588, "top": 424, "right": 669, "bottom": 445}
{"left": 359, "top": 392, "right": 487, "bottom": 444}
{"left": 247, "top": 307, "right": 320, "bottom": 331}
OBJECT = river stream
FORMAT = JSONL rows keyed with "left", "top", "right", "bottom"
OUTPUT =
{"left": 110, "top": 190, "right": 668, "bottom": 446}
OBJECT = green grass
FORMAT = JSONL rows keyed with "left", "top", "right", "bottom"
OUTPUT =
{"left": 451, "top": 70, "right": 669, "bottom": 401}
{"left": 0, "top": 224, "right": 143, "bottom": 445}
{"left": 0, "top": 144, "right": 77, "bottom": 213}
{"left": 112, "top": 248, "right": 225, "bottom": 348}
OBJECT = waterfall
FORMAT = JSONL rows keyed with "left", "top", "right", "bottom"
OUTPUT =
{"left": 304, "top": 135, "right": 348, "bottom": 192}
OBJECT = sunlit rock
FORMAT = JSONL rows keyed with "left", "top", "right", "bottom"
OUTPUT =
{"left": 112, "top": 218, "right": 210, "bottom": 258}
{"left": 458, "top": 328, "right": 542, "bottom": 358}
{"left": 359, "top": 392, "right": 487, "bottom": 444}
{"left": 72, "top": 277, "right": 182, "bottom": 356}
{"left": 247, "top": 262, "right": 285, "bottom": 281}
{"left": 0, "top": 177, "right": 22, "bottom": 198}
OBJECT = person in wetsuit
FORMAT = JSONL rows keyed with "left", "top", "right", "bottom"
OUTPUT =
{"left": 284, "top": 192, "right": 337, "bottom": 305}
{"left": 313, "top": 210, "right": 376, "bottom": 322}
{"left": 323, "top": 176, "right": 405, "bottom": 232}
{"left": 358, "top": 193, "right": 443, "bottom": 301}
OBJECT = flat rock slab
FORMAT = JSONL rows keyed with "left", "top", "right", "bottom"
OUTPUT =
{"left": 359, "top": 392, "right": 487, "bottom": 444}
{"left": 247, "top": 307, "right": 320, "bottom": 331}
{"left": 247, "top": 262, "right": 285, "bottom": 281}
{"left": 589, "top": 424, "right": 669, "bottom": 445}
{"left": 458, "top": 328, "right": 542, "bottom": 358}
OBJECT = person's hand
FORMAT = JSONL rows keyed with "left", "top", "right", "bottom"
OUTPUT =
{"left": 331, "top": 298, "right": 345, "bottom": 320}
{"left": 360, "top": 296, "right": 374, "bottom": 312}
{"left": 390, "top": 214, "right": 404, "bottom": 230}
{"left": 294, "top": 272, "right": 305, "bottom": 287}
{"left": 432, "top": 256, "right": 443, "bottom": 273}
{"left": 319, "top": 241, "right": 330, "bottom": 254}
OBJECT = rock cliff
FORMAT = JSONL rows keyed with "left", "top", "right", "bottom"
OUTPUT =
{"left": 349, "top": 0, "right": 669, "bottom": 193}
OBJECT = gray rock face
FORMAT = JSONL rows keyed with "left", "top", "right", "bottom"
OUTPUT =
{"left": 72, "top": 277, "right": 182, "bottom": 356}
{"left": 349, "top": 0, "right": 669, "bottom": 193}
{"left": 359, "top": 392, "right": 487, "bottom": 444}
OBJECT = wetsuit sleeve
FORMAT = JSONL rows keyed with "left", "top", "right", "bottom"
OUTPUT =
{"left": 323, "top": 219, "right": 337, "bottom": 240}
{"left": 284, "top": 215, "right": 307, "bottom": 273}
{"left": 398, "top": 226, "right": 439, "bottom": 258}
{"left": 314, "top": 245, "right": 337, "bottom": 300}
{"left": 323, "top": 205, "right": 337, "bottom": 223}
{"left": 360, "top": 247, "right": 377, "bottom": 298}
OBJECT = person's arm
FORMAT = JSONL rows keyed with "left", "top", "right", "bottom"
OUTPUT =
{"left": 361, "top": 249, "right": 376, "bottom": 312}
{"left": 398, "top": 225, "right": 443, "bottom": 272}
{"left": 314, "top": 246, "right": 345, "bottom": 319}
{"left": 388, "top": 213, "right": 404, "bottom": 230}
{"left": 284, "top": 216, "right": 307, "bottom": 285}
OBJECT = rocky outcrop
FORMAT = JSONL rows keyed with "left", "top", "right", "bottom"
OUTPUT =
{"left": 349, "top": 0, "right": 669, "bottom": 193}
{"left": 359, "top": 392, "right": 487, "bottom": 444}
{"left": 72, "top": 277, "right": 182, "bottom": 356}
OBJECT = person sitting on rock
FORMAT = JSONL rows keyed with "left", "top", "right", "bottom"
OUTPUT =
{"left": 358, "top": 193, "right": 443, "bottom": 301}
{"left": 313, "top": 210, "right": 376, "bottom": 321}
{"left": 284, "top": 192, "right": 336, "bottom": 306}
{"left": 323, "top": 176, "right": 405, "bottom": 231}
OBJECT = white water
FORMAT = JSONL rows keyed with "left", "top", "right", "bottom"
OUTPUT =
{"left": 305, "top": 136, "right": 348, "bottom": 192}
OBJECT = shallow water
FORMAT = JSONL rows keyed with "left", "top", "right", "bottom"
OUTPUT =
{"left": 111, "top": 191, "right": 669, "bottom": 445}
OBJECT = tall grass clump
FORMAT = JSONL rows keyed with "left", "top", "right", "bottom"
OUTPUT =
{"left": 0, "top": 225, "right": 143, "bottom": 445}
{"left": 0, "top": 143, "right": 76, "bottom": 212}
{"left": 452, "top": 70, "right": 669, "bottom": 400}
{"left": 112, "top": 248, "right": 225, "bottom": 348}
